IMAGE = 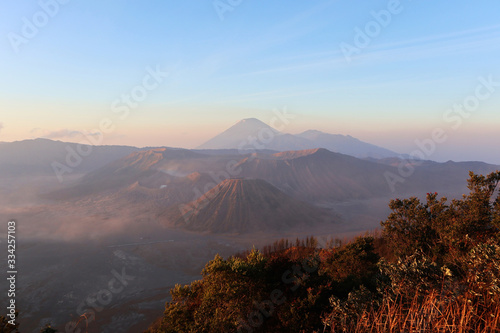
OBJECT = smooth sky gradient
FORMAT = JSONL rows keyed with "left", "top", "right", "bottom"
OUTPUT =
{"left": 1, "top": 1, "right": 499, "bottom": 163}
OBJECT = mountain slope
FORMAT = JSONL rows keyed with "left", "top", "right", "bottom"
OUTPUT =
{"left": 45, "top": 148, "right": 212, "bottom": 199}
{"left": 196, "top": 118, "right": 312, "bottom": 151}
{"left": 160, "top": 178, "right": 335, "bottom": 233}
{"left": 297, "top": 130, "right": 399, "bottom": 158}
{"left": 197, "top": 118, "right": 278, "bottom": 149}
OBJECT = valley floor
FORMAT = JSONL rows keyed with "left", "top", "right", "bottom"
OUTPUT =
{"left": 0, "top": 194, "right": 390, "bottom": 332}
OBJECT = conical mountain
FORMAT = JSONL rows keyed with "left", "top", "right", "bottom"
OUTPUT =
{"left": 160, "top": 178, "right": 335, "bottom": 233}
{"left": 197, "top": 118, "right": 276, "bottom": 149}
{"left": 197, "top": 118, "right": 400, "bottom": 158}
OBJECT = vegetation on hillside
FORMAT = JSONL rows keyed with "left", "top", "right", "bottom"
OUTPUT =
{"left": 0, "top": 313, "right": 19, "bottom": 333}
{"left": 146, "top": 171, "right": 500, "bottom": 332}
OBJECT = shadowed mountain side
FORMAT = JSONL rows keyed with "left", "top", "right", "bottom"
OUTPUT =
{"left": 160, "top": 178, "right": 337, "bottom": 233}
{"left": 236, "top": 148, "right": 397, "bottom": 202}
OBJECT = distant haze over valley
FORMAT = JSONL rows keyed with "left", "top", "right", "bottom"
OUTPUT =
{"left": 1, "top": 124, "right": 498, "bottom": 332}
{"left": 2, "top": 2, "right": 499, "bottom": 332}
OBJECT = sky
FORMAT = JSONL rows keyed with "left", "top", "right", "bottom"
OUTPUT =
{"left": 1, "top": 0, "right": 499, "bottom": 164}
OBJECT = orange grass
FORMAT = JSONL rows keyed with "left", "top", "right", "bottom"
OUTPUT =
{"left": 327, "top": 291, "right": 500, "bottom": 333}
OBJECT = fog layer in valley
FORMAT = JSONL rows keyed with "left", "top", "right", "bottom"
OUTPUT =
{"left": 1, "top": 125, "right": 498, "bottom": 332}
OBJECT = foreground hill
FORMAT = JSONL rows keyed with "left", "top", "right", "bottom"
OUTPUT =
{"left": 160, "top": 178, "right": 335, "bottom": 233}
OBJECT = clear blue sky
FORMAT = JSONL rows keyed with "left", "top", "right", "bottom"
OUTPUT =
{"left": 1, "top": 1, "right": 499, "bottom": 163}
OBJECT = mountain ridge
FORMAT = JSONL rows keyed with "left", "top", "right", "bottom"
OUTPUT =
{"left": 197, "top": 118, "right": 401, "bottom": 158}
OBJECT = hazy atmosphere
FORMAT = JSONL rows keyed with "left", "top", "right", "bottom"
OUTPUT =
{"left": 1, "top": 1, "right": 500, "bottom": 333}
{"left": 1, "top": 1, "right": 500, "bottom": 162}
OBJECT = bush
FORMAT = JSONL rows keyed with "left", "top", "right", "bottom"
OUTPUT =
{"left": 147, "top": 171, "right": 500, "bottom": 333}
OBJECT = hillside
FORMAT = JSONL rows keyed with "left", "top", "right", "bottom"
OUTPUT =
{"left": 297, "top": 130, "right": 398, "bottom": 158}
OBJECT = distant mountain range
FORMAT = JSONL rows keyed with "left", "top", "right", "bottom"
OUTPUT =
{"left": 37, "top": 144, "right": 499, "bottom": 234}
{"left": 2, "top": 123, "right": 499, "bottom": 235}
{"left": 197, "top": 118, "right": 400, "bottom": 159}
{"left": 0, "top": 119, "right": 401, "bottom": 180}
{"left": 45, "top": 147, "right": 401, "bottom": 203}
{"left": 0, "top": 118, "right": 397, "bottom": 180}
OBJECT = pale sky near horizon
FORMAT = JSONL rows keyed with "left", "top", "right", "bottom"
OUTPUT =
{"left": 1, "top": 1, "right": 499, "bottom": 164}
